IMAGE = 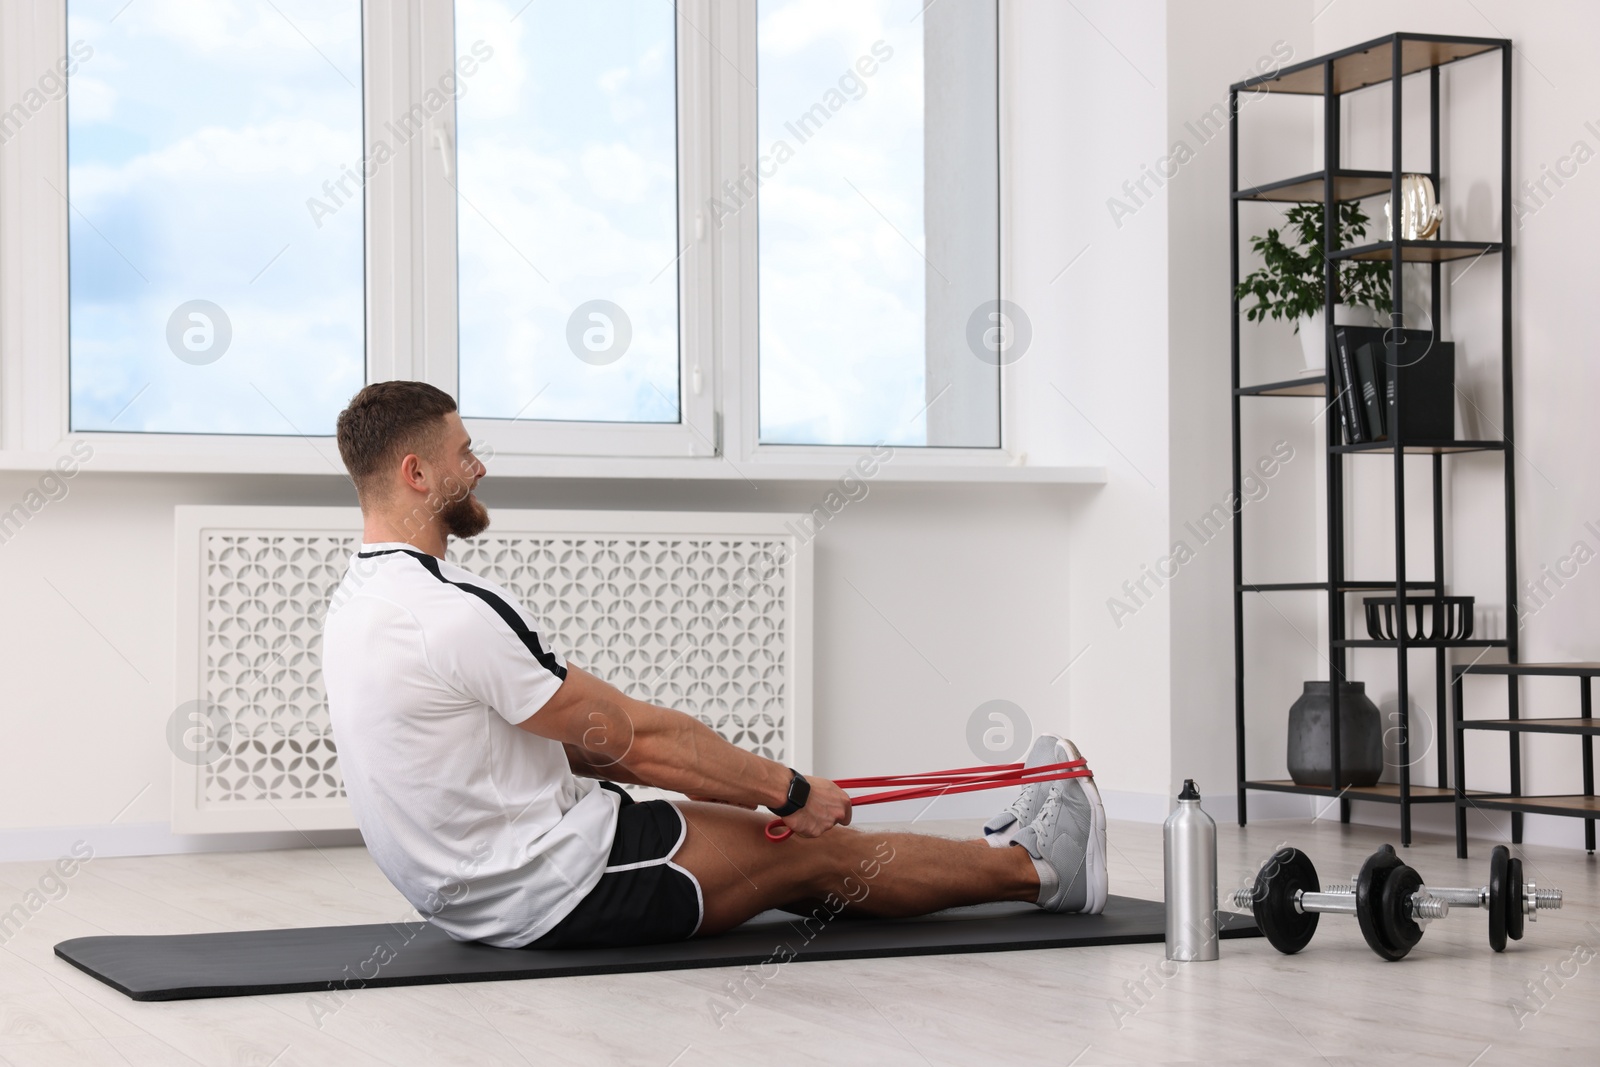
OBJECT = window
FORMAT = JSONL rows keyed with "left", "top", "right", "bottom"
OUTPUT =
{"left": 455, "top": 0, "right": 680, "bottom": 426}
{"left": 0, "top": 0, "right": 1036, "bottom": 475}
{"left": 66, "top": 0, "right": 365, "bottom": 436}
{"left": 755, "top": 0, "right": 1001, "bottom": 448}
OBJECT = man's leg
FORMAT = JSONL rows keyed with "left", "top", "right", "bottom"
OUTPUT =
{"left": 672, "top": 801, "right": 1041, "bottom": 937}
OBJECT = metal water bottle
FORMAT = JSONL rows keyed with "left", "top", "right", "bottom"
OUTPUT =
{"left": 1163, "top": 779, "right": 1218, "bottom": 961}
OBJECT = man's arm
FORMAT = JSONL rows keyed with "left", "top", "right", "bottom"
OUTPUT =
{"left": 519, "top": 665, "right": 851, "bottom": 838}
{"left": 562, "top": 743, "right": 647, "bottom": 784}
{"left": 563, "top": 745, "right": 757, "bottom": 810}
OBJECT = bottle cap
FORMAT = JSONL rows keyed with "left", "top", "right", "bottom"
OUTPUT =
{"left": 1178, "top": 779, "right": 1200, "bottom": 801}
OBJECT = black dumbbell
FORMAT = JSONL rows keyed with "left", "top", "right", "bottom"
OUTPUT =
{"left": 1298, "top": 843, "right": 1562, "bottom": 953}
{"left": 1417, "top": 844, "right": 1562, "bottom": 952}
{"left": 1231, "top": 844, "right": 1449, "bottom": 960}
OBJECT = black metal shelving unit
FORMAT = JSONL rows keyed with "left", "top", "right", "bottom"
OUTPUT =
{"left": 1229, "top": 34, "right": 1516, "bottom": 846}
{"left": 1453, "top": 662, "right": 1600, "bottom": 857}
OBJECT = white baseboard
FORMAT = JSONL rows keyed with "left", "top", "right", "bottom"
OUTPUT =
{"left": 1219, "top": 792, "right": 1597, "bottom": 852}
{"left": 857, "top": 787, "right": 1598, "bottom": 856}
{"left": 1347, "top": 802, "right": 1597, "bottom": 852}
{"left": 1196, "top": 790, "right": 1322, "bottom": 825}
{"left": 0, "top": 822, "right": 363, "bottom": 865}
{"left": 3, "top": 793, "right": 1589, "bottom": 866}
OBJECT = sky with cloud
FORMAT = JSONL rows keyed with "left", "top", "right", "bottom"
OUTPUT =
{"left": 66, "top": 0, "right": 968, "bottom": 446}
{"left": 757, "top": 0, "right": 932, "bottom": 446}
{"left": 68, "top": 0, "right": 364, "bottom": 436}
{"left": 455, "top": 0, "right": 680, "bottom": 426}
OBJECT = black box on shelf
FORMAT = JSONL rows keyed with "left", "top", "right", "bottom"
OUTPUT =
{"left": 1335, "top": 326, "right": 1455, "bottom": 443}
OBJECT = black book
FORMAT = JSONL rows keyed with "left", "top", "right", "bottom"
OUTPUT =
{"left": 1337, "top": 326, "right": 1456, "bottom": 444}
{"left": 1333, "top": 327, "right": 1367, "bottom": 443}
{"left": 1354, "top": 340, "right": 1388, "bottom": 440}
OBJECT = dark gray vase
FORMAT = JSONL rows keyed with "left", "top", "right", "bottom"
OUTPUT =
{"left": 1287, "top": 681, "right": 1383, "bottom": 788}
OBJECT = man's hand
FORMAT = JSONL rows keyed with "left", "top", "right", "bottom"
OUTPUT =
{"left": 775, "top": 776, "right": 852, "bottom": 838}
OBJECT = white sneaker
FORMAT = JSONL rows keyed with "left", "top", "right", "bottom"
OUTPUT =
{"left": 982, "top": 734, "right": 1063, "bottom": 845}
{"left": 1010, "top": 738, "right": 1108, "bottom": 914}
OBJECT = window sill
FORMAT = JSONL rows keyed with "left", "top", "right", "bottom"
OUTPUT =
{"left": 0, "top": 436, "right": 1107, "bottom": 484}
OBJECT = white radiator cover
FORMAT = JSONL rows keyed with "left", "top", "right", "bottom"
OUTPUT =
{"left": 172, "top": 506, "right": 813, "bottom": 834}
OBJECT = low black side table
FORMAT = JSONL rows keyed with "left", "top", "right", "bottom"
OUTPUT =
{"left": 1452, "top": 661, "right": 1600, "bottom": 858}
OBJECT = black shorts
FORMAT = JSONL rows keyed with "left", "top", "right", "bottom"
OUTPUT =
{"left": 528, "top": 783, "right": 704, "bottom": 949}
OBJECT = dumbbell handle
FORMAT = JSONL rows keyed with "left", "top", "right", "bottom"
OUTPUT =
{"left": 1288, "top": 876, "right": 1561, "bottom": 913}
{"left": 1427, "top": 882, "right": 1562, "bottom": 917}
{"left": 1230, "top": 885, "right": 1449, "bottom": 920}
{"left": 1229, "top": 885, "right": 1371, "bottom": 910}
{"left": 1430, "top": 886, "right": 1491, "bottom": 907}
{"left": 1298, "top": 891, "right": 1358, "bottom": 915}
{"left": 1328, "top": 880, "right": 1560, "bottom": 911}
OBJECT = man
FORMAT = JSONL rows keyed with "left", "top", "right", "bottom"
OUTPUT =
{"left": 323, "top": 381, "right": 1107, "bottom": 950}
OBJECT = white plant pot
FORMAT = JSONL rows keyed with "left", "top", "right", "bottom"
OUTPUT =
{"left": 1296, "top": 304, "right": 1376, "bottom": 374}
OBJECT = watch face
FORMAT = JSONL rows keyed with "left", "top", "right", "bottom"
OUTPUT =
{"left": 768, "top": 770, "right": 806, "bottom": 816}
{"left": 787, "top": 770, "right": 809, "bottom": 810}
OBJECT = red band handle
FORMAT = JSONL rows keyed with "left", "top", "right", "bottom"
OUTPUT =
{"left": 762, "top": 758, "right": 1092, "bottom": 842}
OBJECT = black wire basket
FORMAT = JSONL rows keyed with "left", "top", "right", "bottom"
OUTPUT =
{"left": 1363, "top": 595, "right": 1475, "bottom": 642}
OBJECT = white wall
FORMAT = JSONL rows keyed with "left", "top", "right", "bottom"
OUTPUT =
{"left": 1166, "top": 0, "right": 1321, "bottom": 823}
{"left": 11, "top": 0, "right": 1591, "bottom": 862}
{"left": 0, "top": 0, "right": 1183, "bottom": 860}
{"left": 1013, "top": 0, "right": 1175, "bottom": 818}
{"left": 0, "top": 470, "right": 1089, "bottom": 858}
{"left": 1315, "top": 0, "right": 1600, "bottom": 848}
{"left": 1166, "top": 0, "right": 1600, "bottom": 849}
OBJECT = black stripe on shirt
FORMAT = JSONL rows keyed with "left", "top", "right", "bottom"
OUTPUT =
{"left": 358, "top": 547, "right": 567, "bottom": 681}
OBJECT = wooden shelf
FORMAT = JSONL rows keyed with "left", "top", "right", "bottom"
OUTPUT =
{"left": 1244, "top": 780, "right": 1469, "bottom": 803}
{"left": 1336, "top": 638, "right": 1508, "bottom": 649}
{"left": 1459, "top": 718, "right": 1600, "bottom": 735}
{"left": 1329, "top": 239, "right": 1502, "bottom": 263}
{"left": 1453, "top": 671, "right": 1597, "bottom": 856}
{"left": 1457, "top": 662, "right": 1600, "bottom": 678}
{"left": 1332, "top": 440, "right": 1506, "bottom": 455}
{"left": 1236, "top": 34, "right": 1502, "bottom": 97}
{"left": 1236, "top": 375, "right": 1326, "bottom": 397}
{"left": 1457, "top": 795, "right": 1600, "bottom": 818}
{"left": 1238, "top": 580, "right": 1442, "bottom": 593}
{"left": 1234, "top": 170, "right": 1393, "bottom": 204}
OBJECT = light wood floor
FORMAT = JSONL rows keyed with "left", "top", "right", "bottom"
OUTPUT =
{"left": 1, "top": 816, "right": 1596, "bottom": 1066}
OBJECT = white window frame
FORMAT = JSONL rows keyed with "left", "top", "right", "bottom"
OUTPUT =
{"left": 718, "top": 0, "right": 1023, "bottom": 472}
{"left": 412, "top": 0, "right": 718, "bottom": 460}
{"left": 0, "top": 0, "right": 358, "bottom": 473}
{"left": 0, "top": 0, "right": 1102, "bottom": 484}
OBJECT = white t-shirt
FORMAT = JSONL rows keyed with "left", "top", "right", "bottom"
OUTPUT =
{"left": 321, "top": 541, "right": 620, "bottom": 948}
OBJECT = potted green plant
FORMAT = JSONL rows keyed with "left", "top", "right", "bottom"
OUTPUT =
{"left": 1235, "top": 201, "right": 1394, "bottom": 373}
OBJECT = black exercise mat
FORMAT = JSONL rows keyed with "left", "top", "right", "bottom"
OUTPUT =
{"left": 56, "top": 896, "right": 1260, "bottom": 1002}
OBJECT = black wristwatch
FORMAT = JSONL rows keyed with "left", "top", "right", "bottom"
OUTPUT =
{"left": 767, "top": 768, "right": 810, "bottom": 817}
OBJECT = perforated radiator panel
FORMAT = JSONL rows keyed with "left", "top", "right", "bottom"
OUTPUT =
{"left": 173, "top": 508, "right": 811, "bottom": 833}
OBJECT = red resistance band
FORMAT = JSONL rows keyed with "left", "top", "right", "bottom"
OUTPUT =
{"left": 763, "top": 757, "right": 1092, "bottom": 841}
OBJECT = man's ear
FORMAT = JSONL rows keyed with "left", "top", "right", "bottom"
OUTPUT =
{"left": 397, "top": 452, "right": 429, "bottom": 494}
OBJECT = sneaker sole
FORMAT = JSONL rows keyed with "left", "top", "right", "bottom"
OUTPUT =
{"left": 1057, "top": 738, "right": 1107, "bottom": 915}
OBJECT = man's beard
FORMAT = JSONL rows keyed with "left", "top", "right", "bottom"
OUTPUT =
{"left": 440, "top": 491, "right": 490, "bottom": 540}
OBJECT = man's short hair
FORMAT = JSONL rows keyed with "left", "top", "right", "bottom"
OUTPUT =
{"left": 335, "top": 381, "right": 458, "bottom": 500}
